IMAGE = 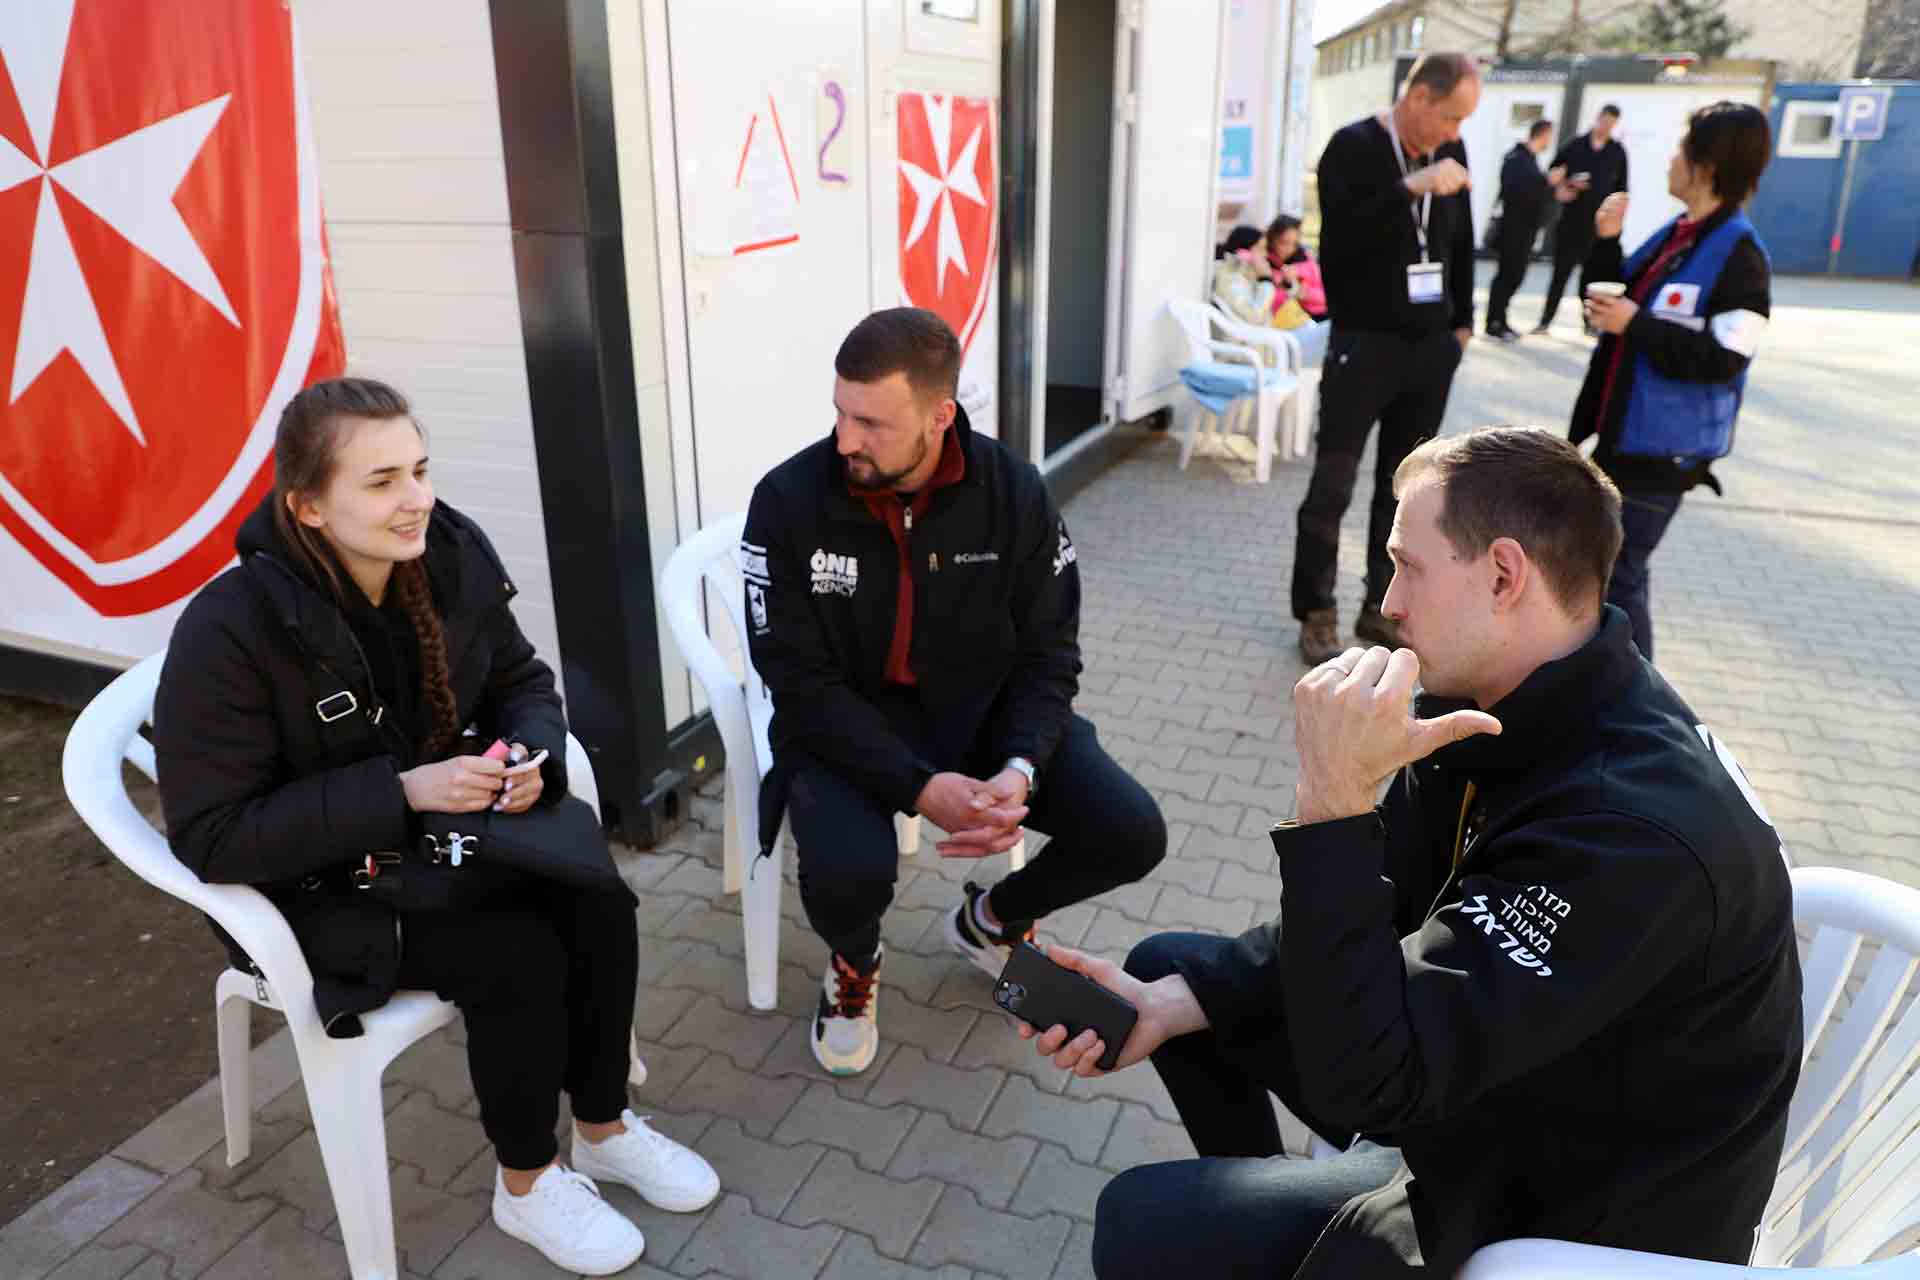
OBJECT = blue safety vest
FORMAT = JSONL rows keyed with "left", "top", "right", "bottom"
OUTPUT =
{"left": 1616, "top": 210, "right": 1769, "bottom": 462}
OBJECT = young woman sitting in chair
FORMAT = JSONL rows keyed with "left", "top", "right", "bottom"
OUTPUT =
{"left": 154, "top": 377, "right": 718, "bottom": 1276}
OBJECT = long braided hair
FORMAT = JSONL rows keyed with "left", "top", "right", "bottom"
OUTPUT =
{"left": 271, "top": 377, "right": 462, "bottom": 759}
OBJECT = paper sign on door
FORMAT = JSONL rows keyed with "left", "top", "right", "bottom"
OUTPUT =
{"left": 733, "top": 95, "right": 802, "bottom": 255}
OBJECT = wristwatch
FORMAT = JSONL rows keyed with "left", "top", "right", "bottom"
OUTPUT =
{"left": 1003, "top": 756, "right": 1037, "bottom": 797}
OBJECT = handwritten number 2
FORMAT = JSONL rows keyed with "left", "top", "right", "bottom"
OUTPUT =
{"left": 820, "top": 81, "right": 848, "bottom": 185}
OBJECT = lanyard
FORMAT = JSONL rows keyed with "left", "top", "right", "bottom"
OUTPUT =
{"left": 1381, "top": 109, "right": 1431, "bottom": 262}
{"left": 1451, "top": 780, "right": 1479, "bottom": 871}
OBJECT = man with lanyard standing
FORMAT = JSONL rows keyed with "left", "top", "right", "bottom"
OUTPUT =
{"left": 1293, "top": 52, "right": 1480, "bottom": 665}
{"left": 1536, "top": 105, "right": 1628, "bottom": 336}
{"left": 1485, "top": 119, "right": 1557, "bottom": 341}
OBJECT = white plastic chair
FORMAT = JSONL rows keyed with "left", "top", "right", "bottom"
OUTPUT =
{"left": 660, "top": 512, "right": 1025, "bottom": 1012}
{"left": 1165, "top": 298, "right": 1303, "bottom": 483}
{"left": 1206, "top": 298, "right": 1319, "bottom": 462}
{"left": 1461, "top": 866, "right": 1920, "bottom": 1278}
{"left": 61, "top": 652, "right": 623, "bottom": 1280}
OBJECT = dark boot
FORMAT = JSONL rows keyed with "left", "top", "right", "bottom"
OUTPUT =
{"left": 1298, "top": 609, "right": 1343, "bottom": 664}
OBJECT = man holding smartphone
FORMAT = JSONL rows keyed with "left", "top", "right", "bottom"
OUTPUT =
{"left": 1020, "top": 429, "right": 1801, "bottom": 1279}
{"left": 743, "top": 307, "right": 1166, "bottom": 1078}
{"left": 1536, "top": 104, "right": 1629, "bottom": 335}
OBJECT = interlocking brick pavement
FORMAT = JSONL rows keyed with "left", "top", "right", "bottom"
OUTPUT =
{"left": 5, "top": 273, "right": 1915, "bottom": 1278}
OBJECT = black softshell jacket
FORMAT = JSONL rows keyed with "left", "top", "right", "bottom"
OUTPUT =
{"left": 154, "top": 495, "right": 568, "bottom": 1028}
{"left": 1180, "top": 609, "right": 1803, "bottom": 1276}
{"left": 741, "top": 406, "right": 1081, "bottom": 854}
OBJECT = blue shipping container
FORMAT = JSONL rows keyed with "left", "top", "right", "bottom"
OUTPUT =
{"left": 1749, "top": 83, "right": 1920, "bottom": 278}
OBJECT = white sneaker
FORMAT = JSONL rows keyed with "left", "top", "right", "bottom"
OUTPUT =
{"left": 491, "top": 1164, "right": 646, "bottom": 1276}
{"left": 571, "top": 1110, "right": 720, "bottom": 1213}
{"left": 945, "top": 880, "right": 1035, "bottom": 979}
{"left": 811, "top": 946, "right": 881, "bottom": 1076}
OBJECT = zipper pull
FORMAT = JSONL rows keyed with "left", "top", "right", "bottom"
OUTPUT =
{"left": 903, "top": 506, "right": 913, "bottom": 531}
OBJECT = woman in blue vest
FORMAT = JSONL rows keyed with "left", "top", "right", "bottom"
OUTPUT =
{"left": 1570, "top": 101, "right": 1773, "bottom": 660}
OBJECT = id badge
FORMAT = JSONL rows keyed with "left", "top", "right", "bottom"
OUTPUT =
{"left": 1407, "top": 262, "right": 1444, "bottom": 305}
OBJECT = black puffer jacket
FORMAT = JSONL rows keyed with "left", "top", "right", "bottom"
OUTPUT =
{"left": 1182, "top": 609, "right": 1802, "bottom": 1276}
{"left": 154, "top": 494, "right": 568, "bottom": 1028}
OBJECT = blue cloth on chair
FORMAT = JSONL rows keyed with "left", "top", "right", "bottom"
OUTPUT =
{"left": 1179, "top": 361, "right": 1288, "bottom": 415}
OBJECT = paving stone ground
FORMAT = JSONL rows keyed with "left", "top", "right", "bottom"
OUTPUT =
{"left": 4, "top": 271, "right": 1917, "bottom": 1278}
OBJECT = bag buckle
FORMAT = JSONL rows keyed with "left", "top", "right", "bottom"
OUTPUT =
{"left": 354, "top": 851, "right": 402, "bottom": 888}
{"left": 316, "top": 690, "right": 358, "bottom": 723}
{"left": 421, "top": 831, "right": 477, "bottom": 867}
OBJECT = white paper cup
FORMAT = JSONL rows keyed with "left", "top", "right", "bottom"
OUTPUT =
{"left": 1584, "top": 281, "right": 1627, "bottom": 300}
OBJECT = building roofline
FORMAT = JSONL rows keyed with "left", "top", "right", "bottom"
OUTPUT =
{"left": 1316, "top": 0, "right": 1417, "bottom": 48}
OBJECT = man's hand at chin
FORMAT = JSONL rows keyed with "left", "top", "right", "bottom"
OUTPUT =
{"left": 1293, "top": 645, "right": 1501, "bottom": 823}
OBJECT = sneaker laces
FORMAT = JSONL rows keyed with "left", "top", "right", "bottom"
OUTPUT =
{"left": 533, "top": 1166, "right": 607, "bottom": 1224}
{"left": 830, "top": 954, "right": 877, "bottom": 1019}
{"left": 621, "top": 1115, "right": 681, "bottom": 1155}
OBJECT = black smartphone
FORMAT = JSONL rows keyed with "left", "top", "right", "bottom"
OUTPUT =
{"left": 992, "top": 941, "right": 1139, "bottom": 1072}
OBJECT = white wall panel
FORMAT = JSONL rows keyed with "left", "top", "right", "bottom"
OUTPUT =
{"left": 296, "top": 0, "right": 563, "bottom": 693}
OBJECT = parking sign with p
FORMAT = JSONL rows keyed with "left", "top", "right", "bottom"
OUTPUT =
{"left": 1837, "top": 87, "right": 1892, "bottom": 142}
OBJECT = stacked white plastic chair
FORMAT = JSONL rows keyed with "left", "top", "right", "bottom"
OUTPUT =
{"left": 61, "top": 651, "right": 623, "bottom": 1280}
{"left": 1204, "top": 291, "right": 1319, "bottom": 463}
{"left": 660, "top": 512, "right": 1024, "bottom": 1012}
{"left": 1461, "top": 866, "right": 1920, "bottom": 1278}
{"left": 1165, "top": 298, "right": 1306, "bottom": 483}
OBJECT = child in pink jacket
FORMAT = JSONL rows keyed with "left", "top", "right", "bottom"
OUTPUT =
{"left": 1264, "top": 214, "right": 1327, "bottom": 321}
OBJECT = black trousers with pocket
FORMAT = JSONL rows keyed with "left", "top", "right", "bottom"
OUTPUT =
{"left": 1539, "top": 213, "right": 1597, "bottom": 329}
{"left": 785, "top": 710, "right": 1166, "bottom": 965}
{"left": 1485, "top": 211, "right": 1539, "bottom": 333}
{"left": 1088, "top": 930, "right": 1406, "bottom": 1278}
{"left": 1291, "top": 327, "right": 1463, "bottom": 621}
{"left": 1606, "top": 489, "right": 1685, "bottom": 661}
{"left": 388, "top": 881, "right": 640, "bottom": 1170}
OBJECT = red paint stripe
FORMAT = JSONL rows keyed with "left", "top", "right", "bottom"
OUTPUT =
{"left": 767, "top": 95, "right": 801, "bottom": 200}
{"left": 734, "top": 235, "right": 800, "bottom": 254}
{"left": 734, "top": 115, "right": 757, "bottom": 186}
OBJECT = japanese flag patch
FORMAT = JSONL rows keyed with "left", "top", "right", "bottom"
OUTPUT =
{"left": 1651, "top": 282, "right": 1702, "bottom": 318}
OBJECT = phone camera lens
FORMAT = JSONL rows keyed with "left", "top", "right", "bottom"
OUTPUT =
{"left": 996, "top": 982, "right": 1025, "bottom": 1013}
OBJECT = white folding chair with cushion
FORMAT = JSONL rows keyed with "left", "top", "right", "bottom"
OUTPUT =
{"left": 1206, "top": 299, "right": 1319, "bottom": 462}
{"left": 62, "top": 651, "right": 623, "bottom": 1280}
{"left": 1166, "top": 298, "right": 1303, "bottom": 483}
{"left": 660, "top": 512, "right": 1025, "bottom": 1011}
{"left": 1461, "top": 865, "right": 1920, "bottom": 1278}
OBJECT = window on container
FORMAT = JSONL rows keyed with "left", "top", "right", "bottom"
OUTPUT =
{"left": 1778, "top": 101, "right": 1843, "bottom": 159}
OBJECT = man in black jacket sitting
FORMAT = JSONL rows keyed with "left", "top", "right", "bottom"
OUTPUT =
{"left": 743, "top": 307, "right": 1166, "bottom": 1078}
{"left": 1020, "top": 428, "right": 1802, "bottom": 1278}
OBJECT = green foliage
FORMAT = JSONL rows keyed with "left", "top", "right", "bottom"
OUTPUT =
{"left": 1636, "top": 0, "right": 1749, "bottom": 58}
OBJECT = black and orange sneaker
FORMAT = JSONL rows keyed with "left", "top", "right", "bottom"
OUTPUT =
{"left": 811, "top": 946, "right": 881, "bottom": 1076}
{"left": 945, "top": 881, "right": 1035, "bottom": 978}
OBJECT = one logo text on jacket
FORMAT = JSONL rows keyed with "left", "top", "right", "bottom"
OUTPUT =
{"left": 810, "top": 549, "right": 859, "bottom": 596}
